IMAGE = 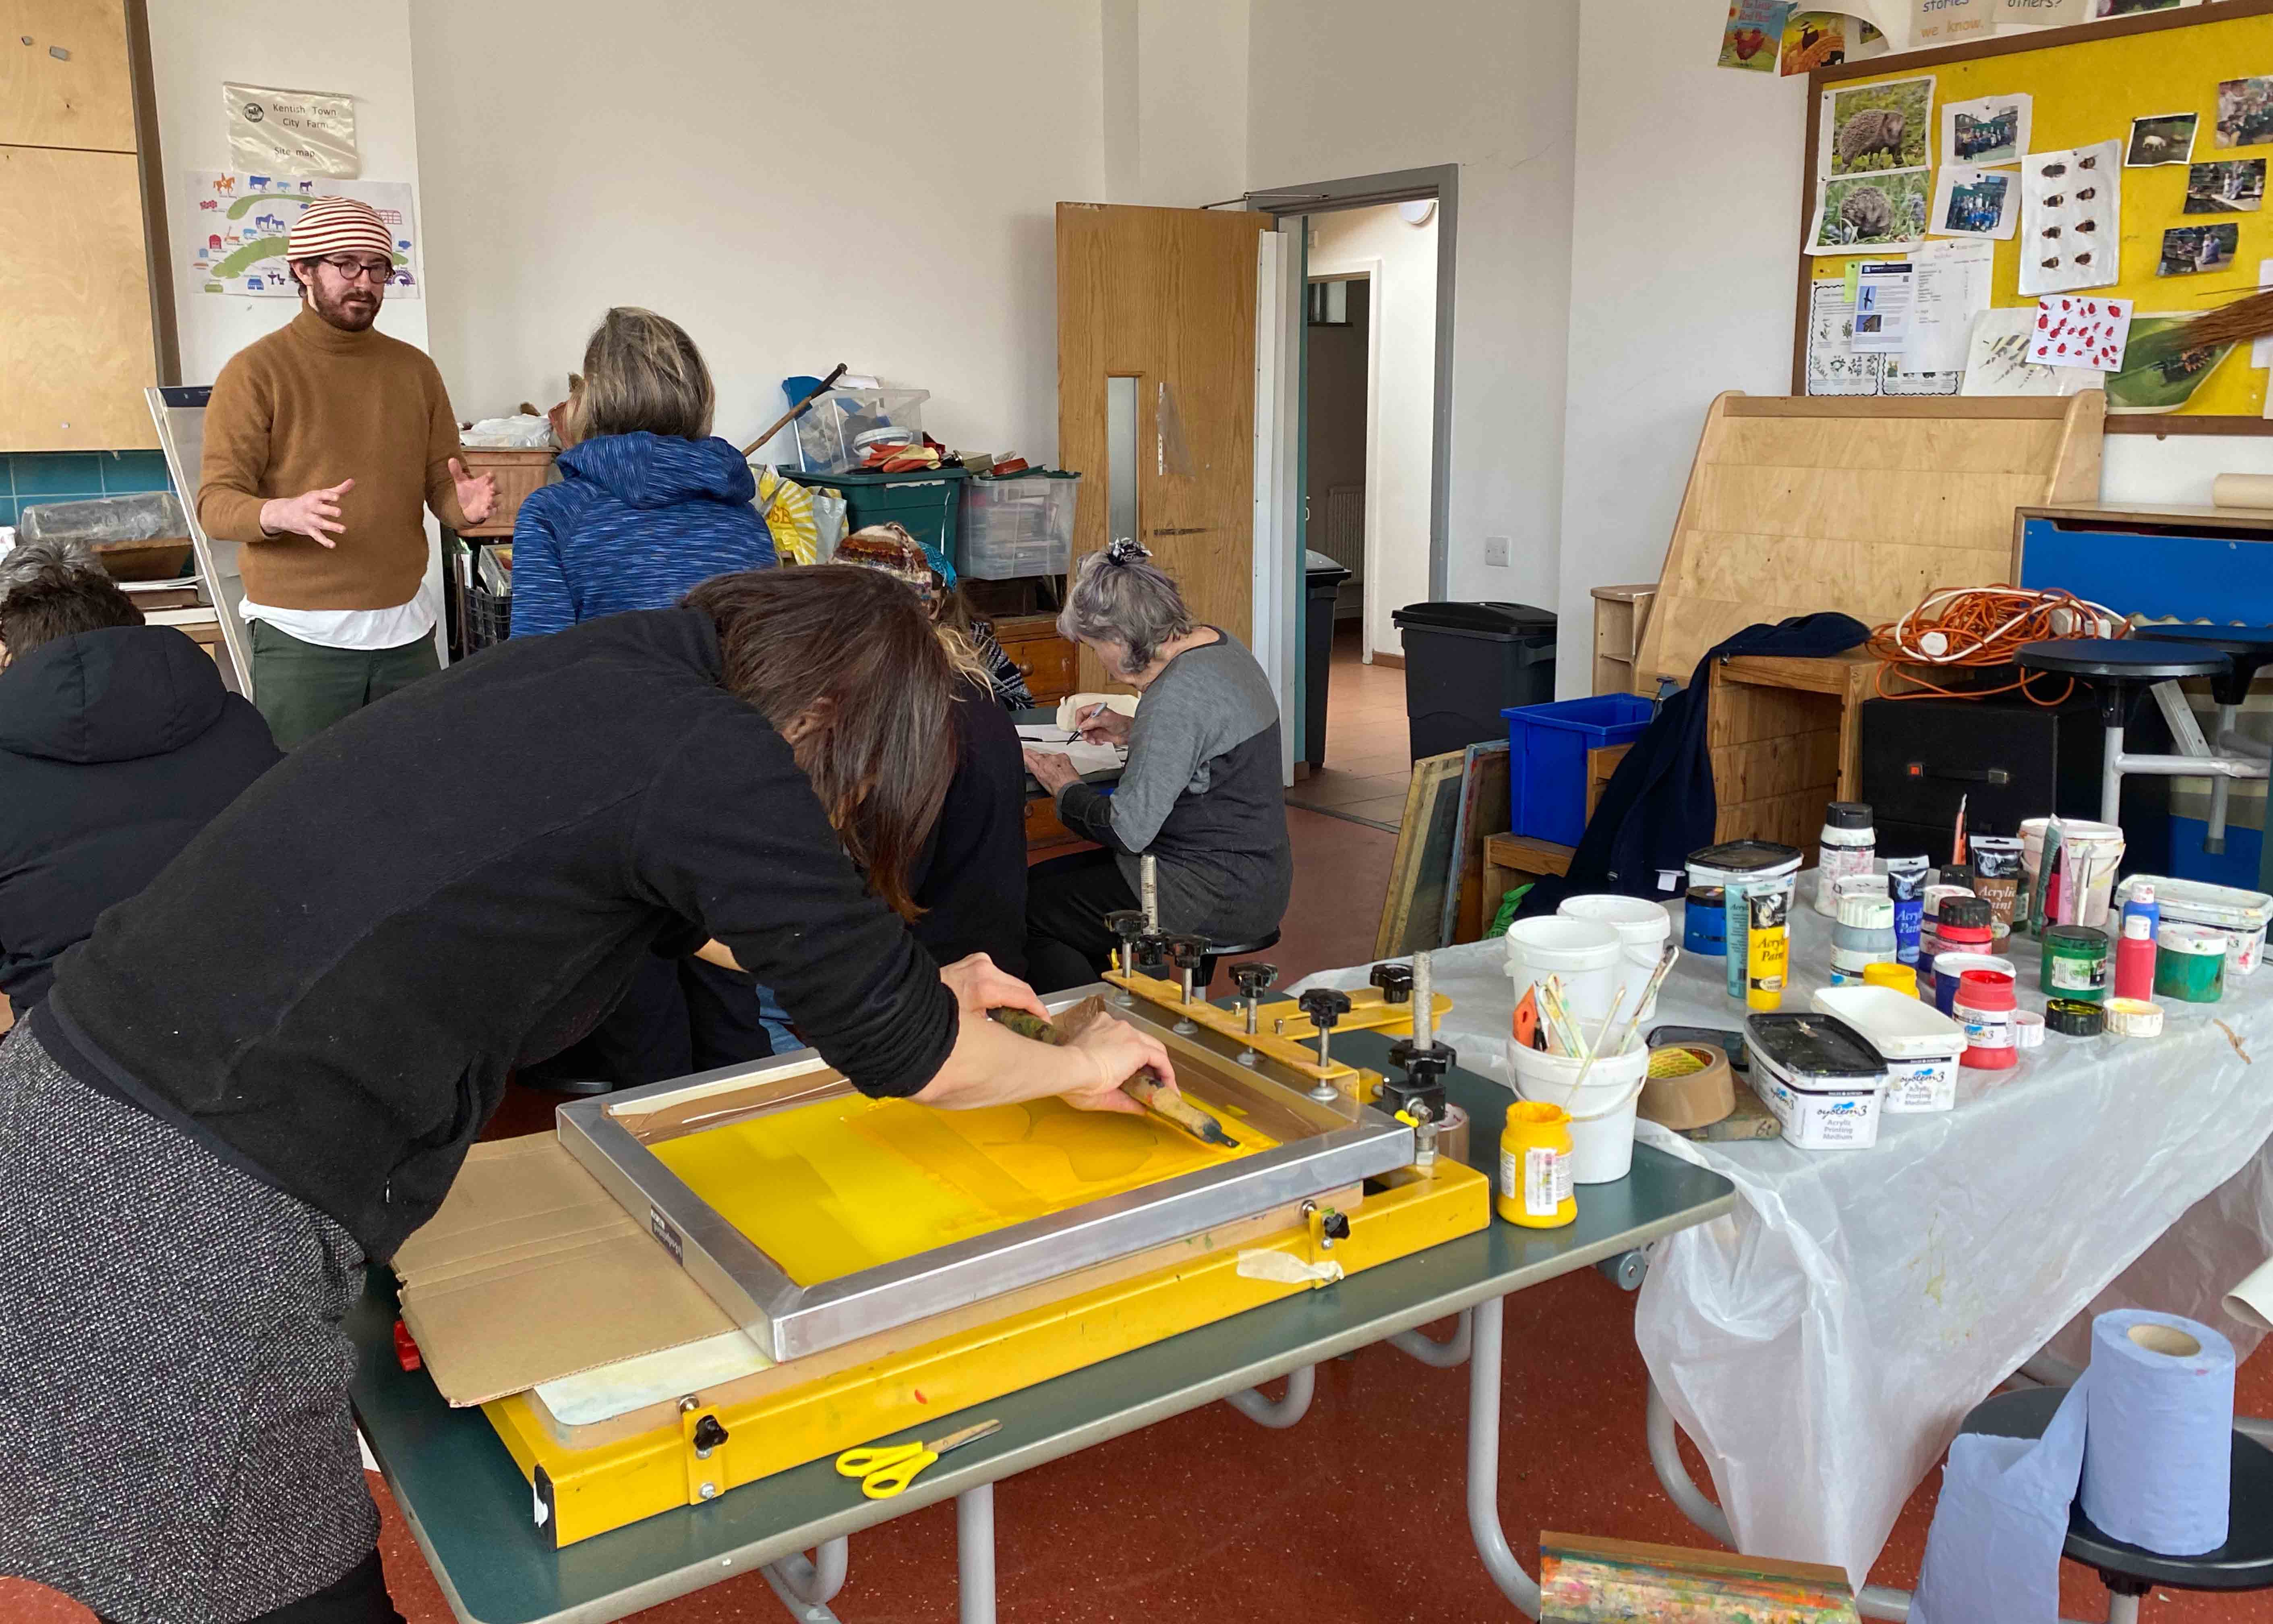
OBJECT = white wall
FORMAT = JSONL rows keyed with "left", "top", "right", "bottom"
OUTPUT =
{"left": 1250, "top": 0, "right": 1582, "bottom": 651}
{"left": 406, "top": 2, "right": 1106, "bottom": 466}
{"left": 1310, "top": 205, "right": 1438, "bottom": 659}
{"left": 146, "top": 0, "right": 430, "bottom": 385}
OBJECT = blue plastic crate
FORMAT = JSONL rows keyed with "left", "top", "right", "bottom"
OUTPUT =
{"left": 1501, "top": 694, "right": 1654, "bottom": 847}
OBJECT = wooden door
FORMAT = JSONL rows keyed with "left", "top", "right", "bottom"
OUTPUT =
{"left": 1057, "top": 203, "right": 1271, "bottom": 692}
{"left": 0, "top": 0, "right": 136, "bottom": 151}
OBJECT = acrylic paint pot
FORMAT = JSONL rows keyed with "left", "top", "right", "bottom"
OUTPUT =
{"left": 1684, "top": 840, "right": 1803, "bottom": 957}
{"left": 1505, "top": 916, "right": 1627, "bottom": 1029}
{"left": 1506, "top": 1037, "right": 1649, "bottom": 1185}
{"left": 1953, "top": 969, "right": 2018, "bottom": 1070}
{"left": 2155, "top": 924, "right": 2230, "bottom": 1005}
{"left": 1559, "top": 894, "right": 1678, "bottom": 1021}
{"left": 1863, "top": 961, "right": 1919, "bottom": 998}
{"left": 1930, "top": 951, "right": 2018, "bottom": 1014}
{"left": 1812, "top": 984, "right": 1965, "bottom": 1112}
{"left": 1745, "top": 1011, "right": 1888, "bottom": 1150}
{"left": 2040, "top": 924, "right": 2109, "bottom": 1003}
{"left": 1497, "top": 1101, "right": 1576, "bottom": 1228}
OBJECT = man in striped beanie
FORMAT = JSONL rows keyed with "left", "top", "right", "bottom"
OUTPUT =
{"left": 197, "top": 196, "right": 497, "bottom": 747}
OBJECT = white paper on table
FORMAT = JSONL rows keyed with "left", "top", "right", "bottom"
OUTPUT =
{"left": 1851, "top": 260, "right": 1915, "bottom": 353}
{"left": 1807, "top": 280, "right": 1884, "bottom": 395}
{"left": 2018, "top": 141, "right": 2122, "bottom": 296}
{"left": 1959, "top": 307, "right": 2101, "bottom": 396}
{"left": 1929, "top": 164, "right": 2020, "bottom": 238}
{"left": 1942, "top": 91, "right": 2031, "bottom": 166}
{"left": 2029, "top": 294, "right": 2132, "bottom": 372}
{"left": 1022, "top": 738, "right": 1126, "bottom": 776}
{"left": 1907, "top": 239, "right": 1997, "bottom": 373}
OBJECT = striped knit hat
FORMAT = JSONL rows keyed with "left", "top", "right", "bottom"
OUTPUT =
{"left": 287, "top": 197, "right": 393, "bottom": 261}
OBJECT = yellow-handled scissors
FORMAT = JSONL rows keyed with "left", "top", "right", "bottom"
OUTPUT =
{"left": 834, "top": 1419, "right": 1000, "bottom": 1500}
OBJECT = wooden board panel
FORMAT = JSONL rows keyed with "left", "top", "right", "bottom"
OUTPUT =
{"left": 0, "top": 145, "right": 158, "bottom": 450}
{"left": 1441, "top": 741, "right": 1511, "bottom": 947}
{"left": 1375, "top": 753, "right": 1465, "bottom": 960}
{"left": 1057, "top": 203, "right": 1270, "bottom": 691}
{"left": 0, "top": 0, "right": 135, "bottom": 152}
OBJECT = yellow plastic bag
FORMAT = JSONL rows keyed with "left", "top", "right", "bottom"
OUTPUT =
{"left": 754, "top": 466, "right": 819, "bottom": 566}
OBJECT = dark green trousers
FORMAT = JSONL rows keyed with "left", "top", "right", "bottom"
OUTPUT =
{"left": 249, "top": 619, "right": 441, "bottom": 750}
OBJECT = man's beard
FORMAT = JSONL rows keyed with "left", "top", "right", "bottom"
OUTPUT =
{"left": 311, "top": 282, "right": 380, "bottom": 331}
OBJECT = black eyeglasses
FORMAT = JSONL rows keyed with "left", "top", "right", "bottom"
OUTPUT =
{"left": 320, "top": 256, "right": 394, "bottom": 284}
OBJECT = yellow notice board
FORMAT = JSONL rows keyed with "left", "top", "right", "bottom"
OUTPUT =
{"left": 1797, "top": 0, "right": 2273, "bottom": 428}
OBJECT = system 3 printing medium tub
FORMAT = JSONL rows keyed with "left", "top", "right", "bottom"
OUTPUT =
{"left": 1810, "top": 984, "right": 1966, "bottom": 1113}
{"left": 1745, "top": 1011, "right": 1889, "bottom": 1150}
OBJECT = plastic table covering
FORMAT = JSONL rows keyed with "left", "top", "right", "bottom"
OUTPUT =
{"left": 1294, "top": 878, "right": 2273, "bottom": 1589}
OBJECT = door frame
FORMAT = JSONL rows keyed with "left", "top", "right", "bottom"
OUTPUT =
{"left": 1246, "top": 164, "right": 1457, "bottom": 608}
{"left": 1302, "top": 262, "right": 1380, "bottom": 660}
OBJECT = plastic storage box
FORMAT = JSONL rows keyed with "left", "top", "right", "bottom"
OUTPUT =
{"left": 958, "top": 470, "right": 1079, "bottom": 580}
{"left": 794, "top": 389, "right": 930, "bottom": 476}
{"left": 1501, "top": 693, "right": 1653, "bottom": 847}
{"left": 784, "top": 467, "right": 969, "bottom": 571}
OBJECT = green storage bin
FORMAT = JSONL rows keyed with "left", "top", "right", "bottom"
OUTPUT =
{"left": 783, "top": 466, "right": 969, "bottom": 570}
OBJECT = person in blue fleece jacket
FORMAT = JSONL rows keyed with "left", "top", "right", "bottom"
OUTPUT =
{"left": 508, "top": 306, "right": 773, "bottom": 640}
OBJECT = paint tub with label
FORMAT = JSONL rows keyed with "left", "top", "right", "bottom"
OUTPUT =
{"left": 1969, "top": 835, "right": 2027, "bottom": 935}
{"left": 1811, "top": 984, "right": 1966, "bottom": 1112}
{"left": 1830, "top": 895, "right": 1896, "bottom": 985}
{"left": 1497, "top": 1101, "right": 1575, "bottom": 1229}
{"left": 1745, "top": 1011, "right": 1888, "bottom": 1150}
{"left": 2040, "top": 924, "right": 2109, "bottom": 1003}
{"left": 1683, "top": 840, "right": 1803, "bottom": 957}
{"left": 2155, "top": 923, "right": 2230, "bottom": 1005}
{"left": 1864, "top": 961, "right": 1919, "bottom": 998}
{"left": 1953, "top": 969, "right": 2018, "bottom": 1069}
{"left": 2116, "top": 874, "right": 2273, "bottom": 982}
{"left": 1505, "top": 1038, "right": 1648, "bottom": 1184}
{"left": 1814, "top": 802, "right": 1876, "bottom": 918}
{"left": 1930, "top": 951, "right": 2018, "bottom": 1014}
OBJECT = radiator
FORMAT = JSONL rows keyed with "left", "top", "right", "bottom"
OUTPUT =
{"left": 1320, "top": 484, "right": 1364, "bottom": 579}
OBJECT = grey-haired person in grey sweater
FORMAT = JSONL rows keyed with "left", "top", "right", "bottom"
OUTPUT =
{"left": 1023, "top": 542, "right": 1292, "bottom": 992}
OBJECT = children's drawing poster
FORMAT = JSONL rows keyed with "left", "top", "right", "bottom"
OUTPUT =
{"left": 182, "top": 172, "right": 421, "bottom": 299}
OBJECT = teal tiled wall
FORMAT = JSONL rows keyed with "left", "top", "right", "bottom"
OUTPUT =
{"left": 0, "top": 451, "right": 176, "bottom": 530}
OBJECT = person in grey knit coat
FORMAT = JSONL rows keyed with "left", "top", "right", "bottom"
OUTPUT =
{"left": 1022, "top": 541, "right": 1291, "bottom": 992}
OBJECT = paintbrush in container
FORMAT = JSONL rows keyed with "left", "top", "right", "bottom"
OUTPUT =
{"left": 990, "top": 1005, "right": 1240, "bottom": 1148}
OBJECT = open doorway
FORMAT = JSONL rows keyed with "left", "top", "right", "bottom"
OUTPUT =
{"left": 1284, "top": 197, "right": 1443, "bottom": 831}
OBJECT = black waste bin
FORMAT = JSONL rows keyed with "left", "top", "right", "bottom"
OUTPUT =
{"left": 1303, "top": 549, "right": 1352, "bottom": 770}
{"left": 1390, "top": 601, "right": 1557, "bottom": 762}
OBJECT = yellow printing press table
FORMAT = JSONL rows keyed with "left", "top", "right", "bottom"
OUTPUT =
{"left": 348, "top": 992, "right": 1735, "bottom": 1623}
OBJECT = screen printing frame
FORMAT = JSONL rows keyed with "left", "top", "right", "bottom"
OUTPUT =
{"left": 556, "top": 983, "right": 1415, "bottom": 1364}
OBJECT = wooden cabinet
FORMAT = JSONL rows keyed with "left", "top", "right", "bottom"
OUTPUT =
{"left": 992, "top": 612, "right": 1077, "bottom": 707}
{"left": 1023, "top": 794, "right": 1081, "bottom": 855}
{"left": 0, "top": 1, "right": 135, "bottom": 152}
{"left": 0, "top": 145, "right": 160, "bottom": 450}
{"left": 1590, "top": 585, "right": 1654, "bottom": 696}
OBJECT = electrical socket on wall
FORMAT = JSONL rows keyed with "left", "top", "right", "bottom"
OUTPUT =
{"left": 1484, "top": 535, "right": 1511, "bottom": 568}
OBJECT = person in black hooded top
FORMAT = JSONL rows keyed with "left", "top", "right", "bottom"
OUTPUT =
{"left": 0, "top": 539, "right": 279, "bottom": 1015}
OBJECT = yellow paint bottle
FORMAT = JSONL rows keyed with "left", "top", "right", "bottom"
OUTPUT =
{"left": 1746, "top": 885, "right": 1789, "bottom": 1012}
{"left": 1498, "top": 1101, "right": 1576, "bottom": 1229}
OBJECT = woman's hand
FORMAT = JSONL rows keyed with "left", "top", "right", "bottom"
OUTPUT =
{"left": 1022, "top": 747, "right": 1083, "bottom": 795}
{"left": 1059, "top": 1013, "right": 1176, "bottom": 1115}
{"left": 1074, "top": 703, "right": 1133, "bottom": 746}
{"left": 939, "top": 953, "right": 1048, "bottom": 1023}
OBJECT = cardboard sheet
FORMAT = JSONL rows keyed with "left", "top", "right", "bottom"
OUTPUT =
{"left": 391, "top": 1136, "right": 735, "bottom": 1406}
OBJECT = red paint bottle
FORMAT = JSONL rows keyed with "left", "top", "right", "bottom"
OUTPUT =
{"left": 2113, "top": 886, "right": 2160, "bottom": 1004}
{"left": 1953, "top": 969, "right": 2017, "bottom": 1070}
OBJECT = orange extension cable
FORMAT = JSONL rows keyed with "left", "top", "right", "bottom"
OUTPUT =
{"left": 1867, "top": 584, "right": 2128, "bottom": 704}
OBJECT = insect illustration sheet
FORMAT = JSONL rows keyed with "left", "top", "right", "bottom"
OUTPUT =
{"left": 1959, "top": 307, "right": 2099, "bottom": 396}
{"left": 2029, "top": 296, "right": 2132, "bottom": 372}
{"left": 1806, "top": 281, "right": 1882, "bottom": 395}
{"left": 2018, "top": 141, "right": 2121, "bottom": 296}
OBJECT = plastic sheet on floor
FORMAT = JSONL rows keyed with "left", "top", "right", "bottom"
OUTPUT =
{"left": 1294, "top": 886, "right": 2273, "bottom": 1588}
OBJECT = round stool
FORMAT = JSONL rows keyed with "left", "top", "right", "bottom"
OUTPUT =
{"left": 1959, "top": 1386, "right": 2273, "bottom": 1621}
{"left": 2015, "top": 639, "right": 2234, "bottom": 824}
{"left": 1197, "top": 928, "right": 1282, "bottom": 992}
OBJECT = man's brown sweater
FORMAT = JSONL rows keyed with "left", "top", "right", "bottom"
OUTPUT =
{"left": 198, "top": 307, "right": 470, "bottom": 611}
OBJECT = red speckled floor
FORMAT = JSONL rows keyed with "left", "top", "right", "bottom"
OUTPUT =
{"left": 10, "top": 797, "right": 2273, "bottom": 1620}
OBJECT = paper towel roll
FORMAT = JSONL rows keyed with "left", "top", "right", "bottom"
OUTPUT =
{"left": 2213, "top": 472, "right": 2273, "bottom": 511}
{"left": 2078, "top": 1309, "right": 2236, "bottom": 1555}
{"left": 2225, "top": 1255, "right": 2273, "bottom": 1334}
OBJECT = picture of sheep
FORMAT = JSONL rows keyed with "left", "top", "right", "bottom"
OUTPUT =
{"left": 1810, "top": 170, "right": 1933, "bottom": 253}
{"left": 1824, "top": 77, "right": 1933, "bottom": 176}
{"left": 2127, "top": 112, "right": 2199, "bottom": 168}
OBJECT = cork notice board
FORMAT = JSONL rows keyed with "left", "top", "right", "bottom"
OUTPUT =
{"left": 1799, "top": 0, "right": 2273, "bottom": 432}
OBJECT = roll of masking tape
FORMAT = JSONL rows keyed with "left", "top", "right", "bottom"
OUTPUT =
{"left": 1638, "top": 1043, "right": 1735, "bottom": 1132}
{"left": 2012, "top": 1008, "right": 2045, "bottom": 1049}
{"left": 2105, "top": 997, "right": 2165, "bottom": 1038}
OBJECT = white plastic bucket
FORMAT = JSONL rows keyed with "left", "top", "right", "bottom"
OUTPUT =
{"left": 1559, "top": 895, "right": 1679, "bottom": 1021}
{"left": 1504, "top": 1038, "right": 1649, "bottom": 1183}
{"left": 1504, "top": 916, "right": 1628, "bottom": 1027}
{"left": 2020, "top": 818, "right": 2125, "bottom": 931}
